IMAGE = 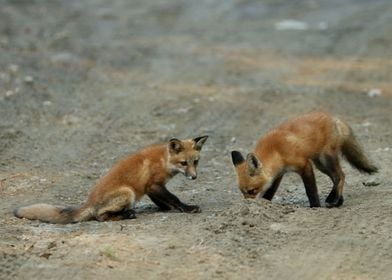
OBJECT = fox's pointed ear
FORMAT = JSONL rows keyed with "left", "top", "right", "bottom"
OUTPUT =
{"left": 193, "top": 135, "right": 208, "bottom": 151}
{"left": 231, "top": 151, "right": 245, "bottom": 166}
{"left": 246, "top": 153, "right": 261, "bottom": 176}
{"left": 169, "top": 138, "right": 184, "bottom": 154}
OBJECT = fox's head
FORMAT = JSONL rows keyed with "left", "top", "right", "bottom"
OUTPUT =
{"left": 231, "top": 151, "right": 268, "bottom": 199}
{"left": 167, "top": 136, "right": 208, "bottom": 180}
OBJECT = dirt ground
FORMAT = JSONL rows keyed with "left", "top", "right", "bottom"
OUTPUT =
{"left": 1, "top": 1, "right": 392, "bottom": 279}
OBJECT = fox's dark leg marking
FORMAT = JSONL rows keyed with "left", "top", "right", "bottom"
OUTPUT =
{"left": 96, "top": 209, "right": 136, "bottom": 222}
{"left": 118, "top": 209, "right": 136, "bottom": 219}
{"left": 96, "top": 209, "right": 135, "bottom": 221}
{"left": 314, "top": 154, "right": 345, "bottom": 208}
{"left": 262, "top": 174, "right": 283, "bottom": 201}
{"left": 148, "top": 195, "right": 172, "bottom": 211}
{"left": 148, "top": 185, "right": 201, "bottom": 213}
{"left": 300, "top": 161, "right": 321, "bottom": 207}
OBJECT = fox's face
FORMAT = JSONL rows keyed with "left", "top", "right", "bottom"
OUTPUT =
{"left": 167, "top": 136, "right": 208, "bottom": 180}
{"left": 231, "top": 151, "right": 268, "bottom": 199}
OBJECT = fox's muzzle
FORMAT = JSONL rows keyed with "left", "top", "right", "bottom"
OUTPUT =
{"left": 185, "top": 166, "right": 197, "bottom": 180}
{"left": 186, "top": 173, "right": 197, "bottom": 180}
{"left": 242, "top": 189, "right": 262, "bottom": 199}
{"left": 243, "top": 193, "right": 257, "bottom": 199}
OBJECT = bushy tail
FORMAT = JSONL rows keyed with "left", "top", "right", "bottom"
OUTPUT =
{"left": 14, "top": 203, "right": 94, "bottom": 224}
{"left": 342, "top": 131, "right": 378, "bottom": 174}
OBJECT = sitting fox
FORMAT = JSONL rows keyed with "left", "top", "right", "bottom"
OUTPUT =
{"left": 14, "top": 136, "right": 208, "bottom": 223}
{"left": 231, "top": 112, "right": 377, "bottom": 207}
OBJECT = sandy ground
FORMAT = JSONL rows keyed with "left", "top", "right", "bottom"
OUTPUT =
{"left": 1, "top": 1, "right": 392, "bottom": 279}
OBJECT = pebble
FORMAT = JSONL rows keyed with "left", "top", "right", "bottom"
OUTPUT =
{"left": 275, "top": 20, "right": 309, "bottom": 31}
{"left": 8, "top": 64, "right": 19, "bottom": 73}
{"left": 239, "top": 205, "right": 249, "bottom": 216}
{"left": 367, "top": 88, "right": 382, "bottom": 97}
{"left": 50, "top": 52, "right": 78, "bottom": 64}
{"left": 0, "top": 72, "right": 11, "bottom": 82}
{"left": 362, "top": 180, "right": 381, "bottom": 187}
{"left": 61, "top": 115, "right": 80, "bottom": 125}
{"left": 24, "top": 76, "right": 34, "bottom": 83}
{"left": 269, "top": 223, "right": 287, "bottom": 233}
{"left": 5, "top": 90, "right": 14, "bottom": 97}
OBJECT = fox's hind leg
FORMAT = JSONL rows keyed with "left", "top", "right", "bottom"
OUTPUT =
{"left": 314, "top": 154, "right": 345, "bottom": 208}
{"left": 101, "top": 209, "right": 136, "bottom": 221}
{"left": 96, "top": 187, "right": 136, "bottom": 221}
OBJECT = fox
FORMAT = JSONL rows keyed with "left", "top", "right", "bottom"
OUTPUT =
{"left": 231, "top": 112, "right": 378, "bottom": 208}
{"left": 14, "top": 136, "right": 208, "bottom": 223}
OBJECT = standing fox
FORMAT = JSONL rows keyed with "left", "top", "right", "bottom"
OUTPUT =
{"left": 14, "top": 136, "right": 208, "bottom": 223}
{"left": 231, "top": 112, "right": 378, "bottom": 208}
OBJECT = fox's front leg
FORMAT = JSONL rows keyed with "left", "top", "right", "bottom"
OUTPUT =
{"left": 147, "top": 185, "right": 201, "bottom": 213}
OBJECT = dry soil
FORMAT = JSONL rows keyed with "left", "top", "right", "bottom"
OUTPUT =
{"left": 0, "top": 1, "right": 391, "bottom": 279}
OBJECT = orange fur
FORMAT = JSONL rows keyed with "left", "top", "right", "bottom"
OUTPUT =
{"left": 231, "top": 112, "right": 377, "bottom": 207}
{"left": 15, "top": 136, "right": 208, "bottom": 223}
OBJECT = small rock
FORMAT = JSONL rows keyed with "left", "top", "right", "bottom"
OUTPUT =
{"left": 0, "top": 72, "right": 11, "bottom": 82}
{"left": 43, "top": 100, "right": 52, "bottom": 106}
{"left": 177, "top": 107, "right": 191, "bottom": 114}
{"left": 270, "top": 223, "right": 287, "bottom": 233}
{"left": 239, "top": 205, "right": 249, "bottom": 216}
{"left": 231, "top": 137, "right": 236, "bottom": 143}
{"left": 8, "top": 64, "right": 19, "bottom": 73}
{"left": 47, "top": 241, "right": 57, "bottom": 249}
{"left": 275, "top": 20, "right": 309, "bottom": 31}
{"left": 362, "top": 180, "right": 380, "bottom": 187}
{"left": 5, "top": 90, "right": 14, "bottom": 97}
{"left": 50, "top": 52, "right": 78, "bottom": 65}
{"left": 24, "top": 76, "right": 34, "bottom": 83}
{"left": 367, "top": 88, "right": 382, "bottom": 97}
{"left": 61, "top": 115, "right": 80, "bottom": 125}
{"left": 39, "top": 253, "right": 52, "bottom": 259}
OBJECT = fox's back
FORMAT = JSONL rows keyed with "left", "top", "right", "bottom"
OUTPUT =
{"left": 256, "top": 112, "right": 348, "bottom": 164}
{"left": 88, "top": 144, "right": 169, "bottom": 201}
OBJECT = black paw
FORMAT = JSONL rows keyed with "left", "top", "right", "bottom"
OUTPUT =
{"left": 122, "top": 209, "right": 136, "bottom": 219}
{"left": 326, "top": 196, "right": 344, "bottom": 208}
{"left": 181, "top": 205, "right": 201, "bottom": 213}
{"left": 309, "top": 202, "right": 321, "bottom": 208}
{"left": 326, "top": 188, "right": 341, "bottom": 208}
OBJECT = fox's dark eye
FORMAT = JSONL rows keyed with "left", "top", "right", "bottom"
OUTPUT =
{"left": 180, "top": 161, "right": 187, "bottom": 166}
{"left": 194, "top": 160, "right": 199, "bottom": 165}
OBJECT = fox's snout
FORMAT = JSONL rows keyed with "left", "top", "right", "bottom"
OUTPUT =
{"left": 187, "top": 174, "right": 197, "bottom": 180}
{"left": 241, "top": 189, "right": 260, "bottom": 199}
{"left": 243, "top": 193, "right": 258, "bottom": 199}
{"left": 185, "top": 169, "right": 197, "bottom": 180}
